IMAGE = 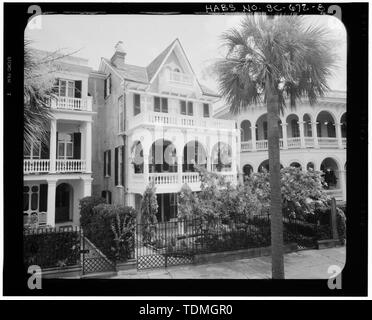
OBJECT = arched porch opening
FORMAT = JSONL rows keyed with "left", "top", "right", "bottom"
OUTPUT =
{"left": 286, "top": 114, "right": 300, "bottom": 138}
{"left": 289, "top": 162, "right": 302, "bottom": 169}
{"left": 242, "top": 164, "right": 253, "bottom": 181}
{"left": 183, "top": 140, "right": 207, "bottom": 172}
{"left": 149, "top": 139, "right": 177, "bottom": 173}
{"left": 303, "top": 114, "right": 312, "bottom": 137}
{"left": 258, "top": 159, "right": 283, "bottom": 173}
{"left": 240, "top": 120, "right": 251, "bottom": 142}
{"left": 255, "top": 114, "right": 283, "bottom": 141}
{"left": 131, "top": 141, "right": 144, "bottom": 173}
{"left": 317, "top": 111, "right": 336, "bottom": 138}
{"left": 306, "top": 162, "right": 315, "bottom": 171}
{"left": 211, "top": 142, "right": 232, "bottom": 172}
{"left": 341, "top": 113, "right": 346, "bottom": 138}
{"left": 320, "top": 157, "right": 340, "bottom": 189}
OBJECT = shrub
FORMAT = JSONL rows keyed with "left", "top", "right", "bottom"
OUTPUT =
{"left": 24, "top": 229, "right": 80, "bottom": 269}
{"left": 140, "top": 182, "right": 158, "bottom": 244}
{"left": 79, "top": 196, "right": 106, "bottom": 228}
{"left": 85, "top": 204, "right": 137, "bottom": 262}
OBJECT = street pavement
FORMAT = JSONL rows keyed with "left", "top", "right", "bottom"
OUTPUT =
{"left": 112, "top": 246, "right": 346, "bottom": 279}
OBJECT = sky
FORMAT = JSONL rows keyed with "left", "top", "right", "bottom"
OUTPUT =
{"left": 26, "top": 14, "right": 347, "bottom": 94}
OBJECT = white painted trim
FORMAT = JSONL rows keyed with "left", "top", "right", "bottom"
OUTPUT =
{"left": 127, "top": 89, "right": 212, "bottom": 104}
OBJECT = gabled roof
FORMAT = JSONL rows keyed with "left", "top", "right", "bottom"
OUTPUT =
{"left": 100, "top": 39, "right": 219, "bottom": 97}
{"left": 146, "top": 39, "right": 177, "bottom": 82}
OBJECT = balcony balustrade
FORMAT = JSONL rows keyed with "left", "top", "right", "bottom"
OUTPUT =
{"left": 168, "top": 71, "right": 193, "bottom": 85}
{"left": 24, "top": 159, "right": 87, "bottom": 174}
{"left": 241, "top": 136, "right": 345, "bottom": 152}
{"left": 128, "top": 111, "right": 236, "bottom": 131}
{"left": 51, "top": 96, "right": 92, "bottom": 111}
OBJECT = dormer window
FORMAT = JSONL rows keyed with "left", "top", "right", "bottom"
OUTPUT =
{"left": 174, "top": 68, "right": 181, "bottom": 73}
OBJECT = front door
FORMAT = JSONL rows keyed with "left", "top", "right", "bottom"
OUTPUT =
{"left": 56, "top": 183, "right": 71, "bottom": 223}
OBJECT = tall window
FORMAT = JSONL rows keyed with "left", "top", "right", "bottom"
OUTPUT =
{"left": 291, "top": 119, "right": 300, "bottom": 137}
{"left": 180, "top": 100, "right": 193, "bottom": 116}
{"left": 104, "top": 75, "right": 111, "bottom": 98}
{"left": 134, "top": 94, "right": 141, "bottom": 115}
{"left": 154, "top": 97, "right": 168, "bottom": 113}
{"left": 115, "top": 146, "right": 125, "bottom": 186}
{"left": 263, "top": 121, "right": 268, "bottom": 140}
{"left": 118, "top": 95, "right": 125, "bottom": 132}
{"left": 57, "top": 133, "right": 73, "bottom": 159}
{"left": 104, "top": 150, "right": 111, "bottom": 177}
{"left": 203, "top": 103, "right": 210, "bottom": 117}
{"left": 24, "top": 141, "right": 41, "bottom": 159}
{"left": 101, "top": 190, "right": 112, "bottom": 204}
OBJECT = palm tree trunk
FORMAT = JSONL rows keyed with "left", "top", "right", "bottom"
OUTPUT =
{"left": 266, "top": 86, "right": 285, "bottom": 279}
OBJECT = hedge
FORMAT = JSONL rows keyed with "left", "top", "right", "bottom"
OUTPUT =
{"left": 79, "top": 196, "right": 106, "bottom": 228}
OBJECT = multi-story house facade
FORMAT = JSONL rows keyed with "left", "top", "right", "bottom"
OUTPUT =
{"left": 90, "top": 40, "right": 239, "bottom": 222}
{"left": 24, "top": 52, "right": 95, "bottom": 227}
{"left": 214, "top": 90, "right": 347, "bottom": 201}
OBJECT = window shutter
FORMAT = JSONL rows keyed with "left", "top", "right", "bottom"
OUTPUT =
{"left": 39, "top": 184, "right": 48, "bottom": 212}
{"left": 108, "top": 191, "right": 112, "bottom": 204}
{"left": 187, "top": 102, "right": 193, "bottom": 116}
{"left": 108, "top": 150, "right": 111, "bottom": 176}
{"left": 101, "top": 190, "right": 106, "bottom": 200}
{"left": 56, "top": 132, "right": 59, "bottom": 158}
{"left": 104, "top": 152, "right": 107, "bottom": 177}
{"left": 134, "top": 94, "right": 141, "bottom": 115}
{"left": 180, "top": 101, "right": 186, "bottom": 115}
{"left": 154, "top": 97, "right": 160, "bottom": 112}
{"left": 109, "top": 76, "right": 112, "bottom": 95}
{"left": 74, "top": 81, "right": 82, "bottom": 98}
{"left": 104, "top": 78, "right": 107, "bottom": 98}
{"left": 114, "top": 147, "right": 118, "bottom": 185}
{"left": 121, "top": 145, "right": 125, "bottom": 187}
{"left": 161, "top": 98, "right": 168, "bottom": 113}
{"left": 73, "top": 133, "right": 81, "bottom": 159}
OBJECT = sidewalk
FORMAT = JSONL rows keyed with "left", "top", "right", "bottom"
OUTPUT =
{"left": 112, "top": 246, "right": 346, "bottom": 279}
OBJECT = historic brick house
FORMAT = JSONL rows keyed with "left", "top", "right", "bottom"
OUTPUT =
{"left": 24, "top": 52, "right": 95, "bottom": 227}
{"left": 214, "top": 90, "right": 347, "bottom": 201}
{"left": 89, "top": 39, "right": 239, "bottom": 222}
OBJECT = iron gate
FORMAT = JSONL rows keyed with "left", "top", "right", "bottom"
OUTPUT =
{"left": 136, "top": 219, "right": 196, "bottom": 270}
{"left": 81, "top": 229, "right": 116, "bottom": 275}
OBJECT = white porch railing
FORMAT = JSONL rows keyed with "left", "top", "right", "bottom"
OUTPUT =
{"left": 129, "top": 112, "right": 235, "bottom": 131}
{"left": 325, "top": 189, "right": 343, "bottom": 199}
{"left": 216, "top": 171, "right": 236, "bottom": 183}
{"left": 182, "top": 172, "right": 201, "bottom": 184}
{"left": 256, "top": 140, "right": 268, "bottom": 150}
{"left": 305, "top": 137, "right": 315, "bottom": 147}
{"left": 55, "top": 159, "right": 87, "bottom": 173}
{"left": 287, "top": 137, "right": 301, "bottom": 148}
{"left": 169, "top": 71, "right": 193, "bottom": 85}
{"left": 51, "top": 96, "right": 92, "bottom": 111}
{"left": 318, "top": 137, "right": 338, "bottom": 148}
{"left": 241, "top": 141, "right": 252, "bottom": 152}
{"left": 24, "top": 159, "right": 50, "bottom": 174}
{"left": 149, "top": 173, "right": 179, "bottom": 185}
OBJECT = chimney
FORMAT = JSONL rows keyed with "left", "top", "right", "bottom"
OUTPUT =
{"left": 110, "top": 41, "right": 126, "bottom": 68}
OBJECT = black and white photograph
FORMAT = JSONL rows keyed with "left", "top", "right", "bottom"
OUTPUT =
{"left": 2, "top": 1, "right": 368, "bottom": 299}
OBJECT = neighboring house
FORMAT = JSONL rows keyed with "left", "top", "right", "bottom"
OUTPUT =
{"left": 24, "top": 52, "right": 95, "bottom": 228}
{"left": 214, "top": 90, "right": 347, "bottom": 201}
{"left": 89, "top": 39, "right": 239, "bottom": 222}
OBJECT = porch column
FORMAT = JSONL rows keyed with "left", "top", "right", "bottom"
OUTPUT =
{"left": 49, "top": 118, "right": 57, "bottom": 173}
{"left": 85, "top": 121, "right": 92, "bottom": 172}
{"left": 312, "top": 121, "right": 319, "bottom": 148}
{"left": 46, "top": 179, "right": 57, "bottom": 227}
{"left": 250, "top": 126, "right": 257, "bottom": 151}
{"left": 298, "top": 121, "right": 305, "bottom": 148}
{"left": 339, "top": 169, "right": 346, "bottom": 201}
{"left": 143, "top": 153, "right": 149, "bottom": 186}
{"left": 177, "top": 155, "right": 183, "bottom": 186}
{"left": 335, "top": 122, "right": 343, "bottom": 149}
{"left": 82, "top": 177, "right": 92, "bottom": 197}
{"left": 281, "top": 123, "right": 288, "bottom": 149}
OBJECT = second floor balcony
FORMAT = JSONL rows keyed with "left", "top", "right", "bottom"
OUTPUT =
{"left": 51, "top": 96, "right": 92, "bottom": 112}
{"left": 128, "top": 111, "right": 236, "bottom": 132}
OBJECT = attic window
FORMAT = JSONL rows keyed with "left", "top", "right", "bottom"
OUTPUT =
{"left": 174, "top": 68, "right": 181, "bottom": 73}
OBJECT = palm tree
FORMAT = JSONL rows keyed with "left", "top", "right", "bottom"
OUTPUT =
{"left": 215, "top": 15, "right": 335, "bottom": 279}
{"left": 24, "top": 39, "right": 55, "bottom": 152}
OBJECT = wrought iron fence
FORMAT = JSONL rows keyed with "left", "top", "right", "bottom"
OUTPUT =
{"left": 23, "top": 226, "right": 81, "bottom": 269}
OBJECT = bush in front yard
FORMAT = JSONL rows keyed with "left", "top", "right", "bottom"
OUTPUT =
{"left": 24, "top": 229, "right": 80, "bottom": 269}
{"left": 85, "top": 204, "right": 137, "bottom": 262}
{"left": 79, "top": 196, "right": 106, "bottom": 228}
